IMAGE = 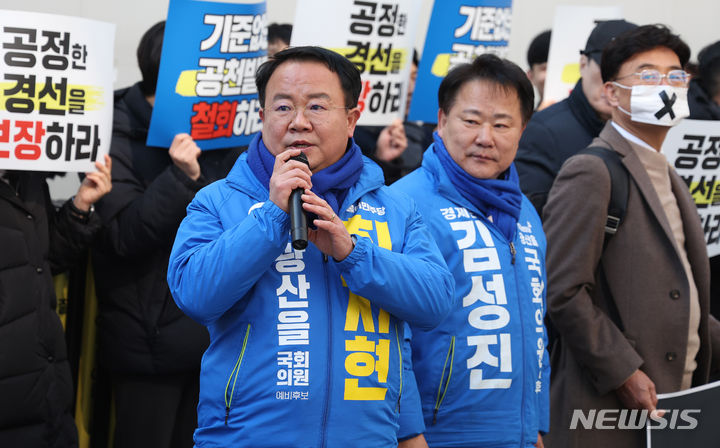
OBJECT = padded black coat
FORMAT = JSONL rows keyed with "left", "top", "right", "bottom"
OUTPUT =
{"left": 515, "top": 79, "right": 605, "bottom": 216}
{"left": 92, "top": 83, "right": 243, "bottom": 375}
{"left": 0, "top": 172, "right": 101, "bottom": 447}
{"left": 688, "top": 78, "right": 720, "bottom": 121}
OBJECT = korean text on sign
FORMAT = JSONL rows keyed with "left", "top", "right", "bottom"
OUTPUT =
{"left": 0, "top": 12, "right": 114, "bottom": 172}
{"left": 147, "top": 0, "right": 266, "bottom": 150}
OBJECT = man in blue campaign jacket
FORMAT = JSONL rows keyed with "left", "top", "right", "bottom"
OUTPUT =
{"left": 167, "top": 46, "right": 454, "bottom": 448}
{"left": 393, "top": 55, "right": 550, "bottom": 448}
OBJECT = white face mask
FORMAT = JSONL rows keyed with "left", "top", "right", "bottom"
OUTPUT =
{"left": 613, "top": 83, "right": 689, "bottom": 127}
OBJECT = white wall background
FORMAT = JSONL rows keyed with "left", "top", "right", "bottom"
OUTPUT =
{"left": 2, "top": 0, "right": 718, "bottom": 198}
{"left": 4, "top": 0, "right": 718, "bottom": 89}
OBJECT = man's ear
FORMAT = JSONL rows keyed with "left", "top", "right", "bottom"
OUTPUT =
{"left": 579, "top": 54, "right": 588, "bottom": 72}
{"left": 346, "top": 107, "right": 361, "bottom": 137}
{"left": 604, "top": 82, "right": 621, "bottom": 107}
{"left": 436, "top": 109, "right": 446, "bottom": 138}
{"left": 259, "top": 107, "right": 265, "bottom": 122}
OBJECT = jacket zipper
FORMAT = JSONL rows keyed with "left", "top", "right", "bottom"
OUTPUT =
{"left": 496, "top": 223, "right": 528, "bottom": 442}
{"left": 320, "top": 255, "right": 332, "bottom": 448}
{"left": 512, "top": 244, "right": 527, "bottom": 446}
{"left": 394, "top": 323, "right": 403, "bottom": 413}
{"left": 433, "top": 335, "right": 455, "bottom": 424}
{"left": 496, "top": 224, "right": 525, "bottom": 443}
{"left": 224, "top": 324, "right": 251, "bottom": 425}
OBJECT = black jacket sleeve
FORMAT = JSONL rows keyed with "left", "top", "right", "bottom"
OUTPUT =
{"left": 47, "top": 191, "right": 102, "bottom": 275}
{"left": 95, "top": 131, "right": 208, "bottom": 259}
{"left": 514, "top": 119, "right": 559, "bottom": 215}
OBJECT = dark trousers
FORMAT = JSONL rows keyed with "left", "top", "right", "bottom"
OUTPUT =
{"left": 112, "top": 371, "right": 199, "bottom": 448}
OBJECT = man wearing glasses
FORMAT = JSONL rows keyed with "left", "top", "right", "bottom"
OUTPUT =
{"left": 543, "top": 25, "right": 720, "bottom": 447}
{"left": 167, "top": 46, "right": 454, "bottom": 447}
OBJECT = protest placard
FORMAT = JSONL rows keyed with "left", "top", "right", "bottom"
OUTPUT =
{"left": 147, "top": 0, "right": 266, "bottom": 150}
{"left": 542, "top": 5, "right": 622, "bottom": 105}
{"left": 0, "top": 10, "right": 114, "bottom": 172}
{"left": 407, "top": 0, "right": 512, "bottom": 123}
{"left": 646, "top": 380, "right": 720, "bottom": 447}
{"left": 292, "top": 0, "right": 422, "bottom": 126}
{"left": 662, "top": 119, "right": 720, "bottom": 257}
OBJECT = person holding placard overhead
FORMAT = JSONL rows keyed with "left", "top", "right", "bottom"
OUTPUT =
{"left": 91, "top": 22, "right": 244, "bottom": 448}
{"left": 0, "top": 158, "right": 111, "bottom": 447}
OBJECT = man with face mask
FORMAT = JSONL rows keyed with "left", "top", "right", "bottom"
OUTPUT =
{"left": 542, "top": 24, "right": 720, "bottom": 447}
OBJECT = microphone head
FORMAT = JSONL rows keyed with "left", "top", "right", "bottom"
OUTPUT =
{"left": 289, "top": 152, "right": 309, "bottom": 166}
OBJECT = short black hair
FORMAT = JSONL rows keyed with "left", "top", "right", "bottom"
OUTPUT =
{"left": 256, "top": 46, "right": 362, "bottom": 109}
{"left": 137, "top": 21, "right": 165, "bottom": 96}
{"left": 268, "top": 23, "right": 293, "bottom": 45}
{"left": 697, "top": 40, "right": 720, "bottom": 99}
{"left": 601, "top": 24, "right": 690, "bottom": 83}
{"left": 438, "top": 54, "right": 535, "bottom": 124}
{"left": 527, "top": 30, "right": 551, "bottom": 67}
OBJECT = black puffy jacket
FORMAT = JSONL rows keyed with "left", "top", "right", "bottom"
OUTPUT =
{"left": 0, "top": 172, "right": 101, "bottom": 447}
{"left": 515, "top": 79, "right": 605, "bottom": 216}
{"left": 92, "top": 83, "right": 243, "bottom": 375}
{"left": 688, "top": 78, "right": 720, "bottom": 121}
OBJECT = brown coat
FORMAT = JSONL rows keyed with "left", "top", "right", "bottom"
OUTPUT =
{"left": 542, "top": 122, "right": 720, "bottom": 447}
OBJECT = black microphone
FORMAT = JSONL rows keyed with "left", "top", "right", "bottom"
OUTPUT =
{"left": 289, "top": 153, "right": 309, "bottom": 250}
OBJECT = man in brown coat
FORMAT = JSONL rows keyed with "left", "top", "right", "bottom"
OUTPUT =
{"left": 543, "top": 24, "right": 720, "bottom": 447}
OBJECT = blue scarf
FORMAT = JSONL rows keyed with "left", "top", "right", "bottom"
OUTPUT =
{"left": 433, "top": 132, "right": 522, "bottom": 241}
{"left": 246, "top": 133, "right": 363, "bottom": 214}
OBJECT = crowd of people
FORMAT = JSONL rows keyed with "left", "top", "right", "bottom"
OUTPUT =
{"left": 1, "top": 14, "right": 720, "bottom": 448}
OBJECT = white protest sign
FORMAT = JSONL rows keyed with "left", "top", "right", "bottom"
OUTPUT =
{"left": 291, "top": 0, "right": 422, "bottom": 126}
{"left": 543, "top": 5, "right": 622, "bottom": 105}
{"left": 0, "top": 10, "right": 114, "bottom": 172}
{"left": 662, "top": 119, "right": 720, "bottom": 257}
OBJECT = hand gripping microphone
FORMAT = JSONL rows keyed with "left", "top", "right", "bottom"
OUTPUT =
{"left": 289, "top": 153, "right": 309, "bottom": 250}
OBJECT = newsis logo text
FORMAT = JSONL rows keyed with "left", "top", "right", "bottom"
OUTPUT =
{"left": 570, "top": 409, "right": 701, "bottom": 430}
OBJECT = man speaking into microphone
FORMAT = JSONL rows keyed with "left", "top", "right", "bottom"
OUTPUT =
{"left": 167, "top": 46, "right": 454, "bottom": 447}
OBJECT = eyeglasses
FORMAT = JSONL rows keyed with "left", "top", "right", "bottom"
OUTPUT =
{"left": 614, "top": 69, "right": 691, "bottom": 87}
{"left": 265, "top": 101, "right": 349, "bottom": 123}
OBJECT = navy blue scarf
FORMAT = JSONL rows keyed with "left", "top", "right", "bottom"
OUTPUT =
{"left": 246, "top": 133, "right": 363, "bottom": 213}
{"left": 433, "top": 132, "right": 522, "bottom": 241}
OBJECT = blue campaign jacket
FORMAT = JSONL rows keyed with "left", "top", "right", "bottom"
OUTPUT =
{"left": 392, "top": 146, "right": 550, "bottom": 448}
{"left": 167, "top": 152, "right": 454, "bottom": 448}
